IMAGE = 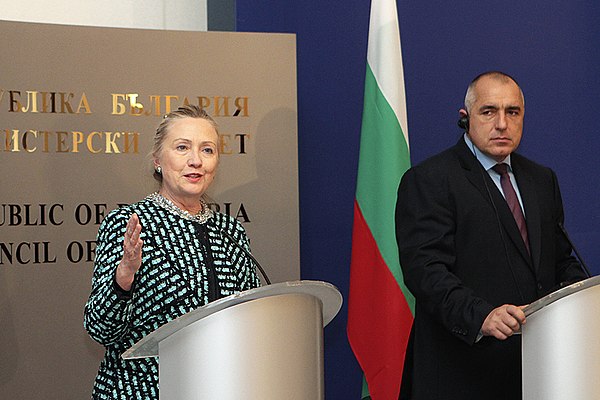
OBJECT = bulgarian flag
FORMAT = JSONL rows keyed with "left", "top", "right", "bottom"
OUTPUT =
{"left": 347, "top": 0, "right": 415, "bottom": 399}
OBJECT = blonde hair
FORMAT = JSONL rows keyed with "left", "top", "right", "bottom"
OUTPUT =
{"left": 151, "top": 104, "right": 219, "bottom": 183}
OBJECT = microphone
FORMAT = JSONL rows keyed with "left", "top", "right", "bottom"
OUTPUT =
{"left": 558, "top": 222, "right": 592, "bottom": 278}
{"left": 220, "top": 229, "right": 272, "bottom": 285}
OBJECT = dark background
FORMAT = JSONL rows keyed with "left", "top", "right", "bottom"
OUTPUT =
{"left": 235, "top": 1, "right": 600, "bottom": 398}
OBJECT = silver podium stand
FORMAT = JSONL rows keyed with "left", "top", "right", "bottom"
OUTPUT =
{"left": 122, "top": 280, "right": 343, "bottom": 400}
{"left": 522, "top": 275, "right": 600, "bottom": 400}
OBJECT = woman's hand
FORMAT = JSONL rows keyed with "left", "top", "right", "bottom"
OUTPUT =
{"left": 115, "top": 214, "right": 143, "bottom": 291}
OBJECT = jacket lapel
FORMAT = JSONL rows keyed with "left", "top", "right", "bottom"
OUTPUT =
{"left": 454, "top": 139, "right": 495, "bottom": 205}
{"left": 454, "top": 140, "right": 534, "bottom": 269}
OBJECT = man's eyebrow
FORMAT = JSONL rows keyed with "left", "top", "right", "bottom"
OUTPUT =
{"left": 477, "top": 104, "right": 522, "bottom": 112}
{"left": 478, "top": 105, "right": 499, "bottom": 112}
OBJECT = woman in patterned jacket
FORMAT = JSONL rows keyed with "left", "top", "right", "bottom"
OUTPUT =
{"left": 84, "top": 104, "right": 260, "bottom": 399}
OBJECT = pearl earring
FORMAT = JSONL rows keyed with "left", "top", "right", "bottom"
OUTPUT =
{"left": 156, "top": 166, "right": 162, "bottom": 174}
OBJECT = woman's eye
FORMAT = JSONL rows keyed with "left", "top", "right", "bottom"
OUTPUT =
{"left": 202, "top": 147, "right": 215, "bottom": 154}
{"left": 176, "top": 145, "right": 188, "bottom": 151}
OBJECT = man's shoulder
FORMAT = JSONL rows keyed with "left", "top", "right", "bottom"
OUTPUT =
{"left": 511, "top": 152, "right": 554, "bottom": 176}
{"left": 410, "top": 141, "right": 465, "bottom": 174}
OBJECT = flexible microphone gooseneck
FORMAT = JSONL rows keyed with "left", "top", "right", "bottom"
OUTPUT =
{"left": 220, "top": 229, "right": 272, "bottom": 285}
{"left": 557, "top": 222, "right": 592, "bottom": 278}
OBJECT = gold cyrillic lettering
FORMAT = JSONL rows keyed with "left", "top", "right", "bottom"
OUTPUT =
{"left": 219, "top": 134, "right": 233, "bottom": 155}
{"left": 72, "top": 131, "right": 84, "bottom": 153}
{"left": 41, "top": 131, "right": 52, "bottom": 152}
{"left": 198, "top": 96, "right": 211, "bottom": 111}
{"left": 59, "top": 93, "right": 75, "bottom": 114}
{"left": 77, "top": 93, "right": 92, "bottom": 114}
{"left": 22, "top": 130, "right": 37, "bottom": 152}
{"left": 2, "top": 130, "right": 141, "bottom": 154}
{"left": 236, "top": 133, "right": 250, "bottom": 154}
{"left": 164, "top": 95, "right": 179, "bottom": 114}
{"left": 111, "top": 94, "right": 127, "bottom": 115}
{"left": 233, "top": 97, "right": 249, "bottom": 117}
{"left": 145, "top": 95, "right": 162, "bottom": 116}
{"left": 105, "top": 132, "right": 122, "bottom": 153}
{"left": 128, "top": 94, "right": 144, "bottom": 116}
{"left": 3, "top": 129, "right": 19, "bottom": 151}
{"left": 56, "top": 131, "right": 70, "bottom": 152}
{"left": 9, "top": 91, "right": 22, "bottom": 112}
{"left": 87, "top": 132, "right": 102, "bottom": 153}
{"left": 214, "top": 96, "right": 230, "bottom": 117}
{"left": 123, "top": 132, "right": 139, "bottom": 153}
{"left": 20, "top": 91, "right": 39, "bottom": 113}
{"left": 41, "top": 92, "right": 57, "bottom": 113}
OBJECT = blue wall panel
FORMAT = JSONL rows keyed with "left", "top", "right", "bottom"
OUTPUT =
{"left": 237, "top": 1, "right": 600, "bottom": 398}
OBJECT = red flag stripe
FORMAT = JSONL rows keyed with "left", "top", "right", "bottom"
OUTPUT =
{"left": 347, "top": 201, "right": 413, "bottom": 399}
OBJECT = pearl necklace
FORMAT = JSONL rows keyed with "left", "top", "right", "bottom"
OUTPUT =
{"left": 147, "top": 192, "right": 213, "bottom": 224}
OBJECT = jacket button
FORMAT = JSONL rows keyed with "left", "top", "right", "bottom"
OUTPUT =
{"left": 537, "top": 282, "right": 543, "bottom": 290}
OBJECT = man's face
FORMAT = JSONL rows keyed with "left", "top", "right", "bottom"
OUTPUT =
{"left": 464, "top": 76, "right": 524, "bottom": 162}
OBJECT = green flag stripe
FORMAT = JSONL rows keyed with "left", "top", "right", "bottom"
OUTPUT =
{"left": 356, "top": 63, "right": 414, "bottom": 311}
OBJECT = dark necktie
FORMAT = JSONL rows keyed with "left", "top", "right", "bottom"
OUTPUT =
{"left": 492, "top": 163, "right": 530, "bottom": 253}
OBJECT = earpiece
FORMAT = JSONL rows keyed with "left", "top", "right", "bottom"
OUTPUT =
{"left": 457, "top": 115, "right": 469, "bottom": 131}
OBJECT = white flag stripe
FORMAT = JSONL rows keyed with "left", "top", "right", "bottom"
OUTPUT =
{"left": 366, "top": 0, "right": 409, "bottom": 147}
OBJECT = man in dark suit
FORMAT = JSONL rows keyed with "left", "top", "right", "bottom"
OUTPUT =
{"left": 395, "top": 71, "right": 587, "bottom": 399}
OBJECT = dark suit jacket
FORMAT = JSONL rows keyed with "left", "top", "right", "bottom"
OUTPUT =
{"left": 395, "top": 138, "right": 586, "bottom": 400}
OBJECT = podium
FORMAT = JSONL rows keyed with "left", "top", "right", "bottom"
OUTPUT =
{"left": 522, "top": 275, "right": 600, "bottom": 400}
{"left": 122, "top": 280, "right": 342, "bottom": 399}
